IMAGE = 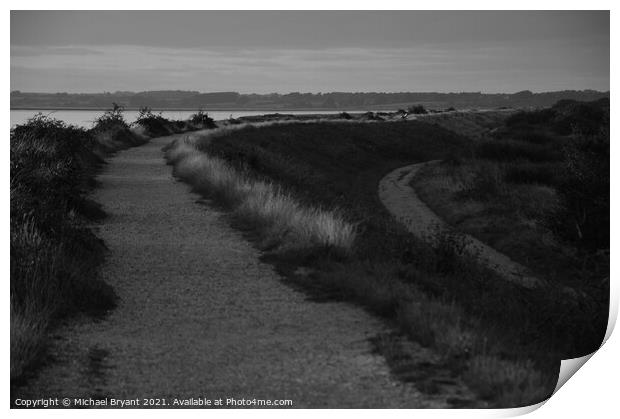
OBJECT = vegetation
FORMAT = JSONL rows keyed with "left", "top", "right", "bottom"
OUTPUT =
{"left": 408, "top": 104, "right": 428, "bottom": 114}
{"left": 13, "top": 99, "right": 607, "bottom": 405}
{"left": 90, "top": 103, "right": 147, "bottom": 153}
{"left": 417, "top": 110, "right": 514, "bottom": 140}
{"left": 189, "top": 110, "right": 217, "bottom": 128}
{"left": 162, "top": 118, "right": 606, "bottom": 407}
{"left": 133, "top": 106, "right": 172, "bottom": 137}
{"left": 413, "top": 99, "right": 609, "bottom": 289}
{"left": 10, "top": 107, "right": 206, "bottom": 383}
{"left": 166, "top": 140, "right": 355, "bottom": 253}
{"left": 132, "top": 106, "right": 211, "bottom": 137}
{"left": 338, "top": 111, "right": 352, "bottom": 120}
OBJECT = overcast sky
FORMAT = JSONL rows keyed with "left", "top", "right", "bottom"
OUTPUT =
{"left": 10, "top": 10, "right": 610, "bottom": 94}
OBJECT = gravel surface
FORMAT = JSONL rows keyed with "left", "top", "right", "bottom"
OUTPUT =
{"left": 379, "top": 161, "right": 544, "bottom": 289}
{"left": 13, "top": 132, "right": 464, "bottom": 408}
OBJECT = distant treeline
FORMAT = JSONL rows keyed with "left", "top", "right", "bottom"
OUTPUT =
{"left": 10, "top": 89, "right": 609, "bottom": 111}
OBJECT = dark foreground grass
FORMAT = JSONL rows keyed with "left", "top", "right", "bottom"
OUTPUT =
{"left": 168, "top": 119, "right": 607, "bottom": 407}
{"left": 10, "top": 109, "right": 208, "bottom": 384}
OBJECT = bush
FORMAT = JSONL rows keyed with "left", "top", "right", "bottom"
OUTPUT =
{"left": 92, "top": 102, "right": 129, "bottom": 132}
{"left": 11, "top": 114, "right": 100, "bottom": 223}
{"left": 338, "top": 112, "right": 352, "bottom": 120}
{"left": 190, "top": 110, "right": 217, "bottom": 128}
{"left": 133, "top": 106, "right": 171, "bottom": 137}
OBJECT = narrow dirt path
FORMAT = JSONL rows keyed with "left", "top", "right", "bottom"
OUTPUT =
{"left": 379, "top": 161, "right": 544, "bottom": 289}
{"left": 14, "top": 132, "right": 474, "bottom": 408}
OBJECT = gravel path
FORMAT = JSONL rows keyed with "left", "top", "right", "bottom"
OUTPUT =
{"left": 13, "top": 132, "right": 471, "bottom": 408}
{"left": 379, "top": 161, "right": 544, "bottom": 289}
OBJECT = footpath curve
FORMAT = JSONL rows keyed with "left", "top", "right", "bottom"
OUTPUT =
{"left": 379, "top": 161, "right": 544, "bottom": 289}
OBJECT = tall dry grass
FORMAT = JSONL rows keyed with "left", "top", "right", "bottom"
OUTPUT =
{"left": 166, "top": 138, "right": 356, "bottom": 253}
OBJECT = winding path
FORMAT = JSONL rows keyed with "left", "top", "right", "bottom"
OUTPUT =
{"left": 14, "top": 132, "right": 475, "bottom": 408}
{"left": 379, "top": 161, "right": 544, "bottom": 289}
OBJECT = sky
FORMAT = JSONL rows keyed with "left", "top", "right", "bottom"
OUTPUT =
{"left": 10, "top": 10, "right": 610, "bottom": 94}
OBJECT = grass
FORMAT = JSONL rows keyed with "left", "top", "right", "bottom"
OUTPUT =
{"left": 413, "top": 162, "right": 575, "bottom": 285}
{"left": 162, "top": 118, "right": 602, "bottom": 407}
{"left": 10, "top": 109, "right": 205, "bottom": 383}
{"left": 165, "top": 139, "right": 356, "bottom": 253}
{"left": 411, "top": 99, "right": 609, "bottom": 289}
{"left": 416, "top": 110, "right": 514, "bottom": 140}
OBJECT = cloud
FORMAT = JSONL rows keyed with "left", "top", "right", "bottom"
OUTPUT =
{"left": 10, "top": 42, "right": 610, "bottom": 93}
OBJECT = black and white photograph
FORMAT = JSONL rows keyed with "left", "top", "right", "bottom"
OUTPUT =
{"left": 8, "top": 5, "right": 612, "bottom": 411}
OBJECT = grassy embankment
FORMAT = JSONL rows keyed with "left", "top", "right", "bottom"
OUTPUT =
{"left": 10, "top": 106, "right": 213, "bottom": 383}
{"left": 164, "top": 116, "right": 607, "bottom": 407}
{"left": 412, "top": 99, "right": 609, "bottom": 292}
{"left": 415, "top": 109, "right": 515, "bottom": 140}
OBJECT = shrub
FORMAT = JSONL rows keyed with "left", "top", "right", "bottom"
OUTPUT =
{"left": 190, "top": 110, "right": 217, "bottom": 128}
{"left": 133, "top": 106, "right": 171, "bottom": 137}
{"left": 89, "top": 104, "right": 148, "bottom": 154}
{"left": 92, "top": 102, "right": 129, "bottom": 132}
{"left": 338, "top": 112, "right": 352, "bottom": 120}
{"left": 11, "top": 114, "right": 100, "bottom": 223}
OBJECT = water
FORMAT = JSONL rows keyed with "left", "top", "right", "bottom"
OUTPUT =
{"left": 10, "top": 109, "right": 379, "bottom": 129}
